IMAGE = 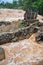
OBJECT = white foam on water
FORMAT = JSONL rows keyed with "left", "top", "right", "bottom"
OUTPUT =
{"left": 7, "top": 61, "right": 16, "bottom": 65}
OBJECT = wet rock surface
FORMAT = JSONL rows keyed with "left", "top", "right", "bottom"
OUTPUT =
{"left": 24, "top": 9, "right": 37, "bottom": 21}
{"left": 0, "top": 47, "right": 5, "bottom": 61}
{"left": 0, "top": 20, "right": 43, "bottom": 45}
{"left": 35, "top": 32, "right": 43, "bottom": 42}
{"left": 0, "top": 21, "right": 11, "bottom": 26}
{"left": 38, "top": 60, "right": 43, "bottom": 65}
{"left": 0, "top": 21, "right": 43, "bottom": 45}
{"left": 35, "top": 24, "right": 43, "bottom": 43}
{"left": 22, "top": 9, "right": 38, "bottom": 27}
{"left": 0, "top": 21, "right": 39, "bottom": 45}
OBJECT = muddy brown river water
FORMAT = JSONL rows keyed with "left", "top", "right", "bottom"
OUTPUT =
{"left": 0, "top": 34, "right": 43, "bottom": 65}
{"left": 0, "top": 9, "right": 43, "bottom": 65}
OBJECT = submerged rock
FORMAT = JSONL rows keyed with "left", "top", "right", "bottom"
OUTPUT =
{"left": 38, "top": 60, "right": 43, "bottom": 65}
{"left": 35, "top": 26, "right": 43, "bottom": 43}
{"left": 0, "top": 47, "right": 5, "bottom": 61}
{"left": 35, "top": 32, "right": 43, "bottom": 42}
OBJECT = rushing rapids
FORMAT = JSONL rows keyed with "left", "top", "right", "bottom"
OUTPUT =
{"left": 0, "top": 9, "right": 43, "bottom": 65}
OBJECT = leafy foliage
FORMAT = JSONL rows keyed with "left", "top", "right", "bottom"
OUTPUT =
{"left": 0, "top": 0, "right": 43, "bottom": 15}
{"left": 32, "top": 0, "right": 43, "bottom": 15}
{"left": 0, "top": 0, "right": 18, "bottom": 9}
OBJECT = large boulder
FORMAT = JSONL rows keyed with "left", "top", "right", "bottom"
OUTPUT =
{"left": 38, "top": 60, "right": 43, "bottom": 65}
{"left": 24, "top": 9, "right": 37, "bottom": 22}
{"left": 35, "top": 32, "right": 43, "bottom": 42}
{"left": 35, "top": 25, "right": 43, "bottom": 43}
{"left": 0, "top": 47, "right": 5, "bottom": 61}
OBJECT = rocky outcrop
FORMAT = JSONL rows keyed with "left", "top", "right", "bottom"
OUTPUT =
{"left": 0, "top": 47, "right": 5, "bottom": 61}
{"left": 24, "top": 9, "right": 37, "bottom": 22}
{"left": 0, "top": 21, "right": 39, "bottom": 45}
{"left": 35, "top": 32, "right": 43, "bottom": 42}
{"left": 0, "top": 21, "right": 20, "bottom": 33}
{"left": 0, "top": 21, "right": 11, "bottom": 26}
{"left": 35, "top": 26, "right": 43, "bottom": 43}
{"left": 35, "top": 21, "right": 43, "bottom": 43}
{"left": 22, "top": 9, "right": 38, "bottom": 27}
{"left": 22, "top": 19, "right": 39, "bottom": 26}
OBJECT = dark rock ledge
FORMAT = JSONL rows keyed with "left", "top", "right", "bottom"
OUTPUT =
{"left": 0, "top": 21, "right": 39, "bottom": 45}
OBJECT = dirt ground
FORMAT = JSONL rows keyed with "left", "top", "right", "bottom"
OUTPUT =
{"left": 0, "top": 9, "right": 43, "bottom": 65}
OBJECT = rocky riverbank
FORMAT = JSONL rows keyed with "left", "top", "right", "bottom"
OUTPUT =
{"left": 0, "top": 9, "right": 43, "bottom": 65}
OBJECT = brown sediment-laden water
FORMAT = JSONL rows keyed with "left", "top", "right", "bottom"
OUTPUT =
{"left": 0, "top": 9, "right": 43, "bottom": 65}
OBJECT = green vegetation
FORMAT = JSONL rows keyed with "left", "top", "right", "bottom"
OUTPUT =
{"left": 0, "top": 0, "right": 43, "bottom": 15}
{"left": 19, "top": 0, "right": 43, "bottom": 15}
{"left": 18, "top": 21, "right": 25, "bottom": 28}
{"left": 0, "top": 0, "right": 18, "bottom": 9}
{"left": 31, "top": 0, "right": 43, "bottom": 15}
